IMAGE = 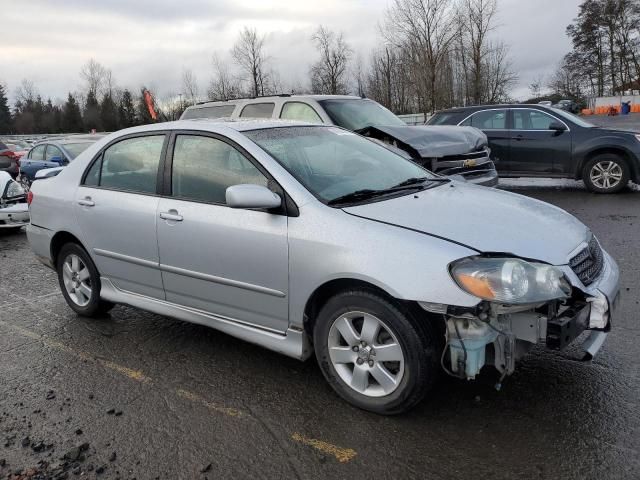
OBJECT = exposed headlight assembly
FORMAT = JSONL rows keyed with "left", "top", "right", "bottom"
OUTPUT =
{"left": 5, "top": 180, "right": 25, "bottom": 199}
{"left": 451, "top": 257, "right": 571, "bottom": 304}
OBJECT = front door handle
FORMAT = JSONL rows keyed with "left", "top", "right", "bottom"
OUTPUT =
{"left": 515, "top": 134, "right": 524, "bottom": 141}
{"left": 160, "top": 210, "right": 183, "bottom": 222}
{"left": 78, "top": 197, "right": 95, "bottom": 207}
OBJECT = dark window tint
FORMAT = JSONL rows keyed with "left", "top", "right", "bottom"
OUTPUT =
{"left": 182, "top": 105, "right": 236, "bottom": 119}
{"left": 461, "top": 110, "right": 507, "bottom": 129}
{"left": 239, "top": 103, "right": 275, "bottom": 119}
{"left": 172, "top": 135, "right": 268, "bottom": 204}
{"left": 30, "top": 145, "right": 46, "bottom": 160}
{"left": 513, "top": 109, "right": 557, "bottom": 130}
{"left": 427, "top": 112, "right": 462, "bottom": 125}
{"left": 95, "top": 135, "right": 164, "bottom": 194}
{"left": 45, "top": 145, "right": 63, "bottom": 161}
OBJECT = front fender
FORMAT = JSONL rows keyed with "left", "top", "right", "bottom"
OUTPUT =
{"left": 574, "top": 136, "right": 640, "bottom": 180}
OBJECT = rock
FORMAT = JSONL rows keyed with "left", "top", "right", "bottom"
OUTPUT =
{"left": 79, "top": 443, "right": 90, "bottom": 452}
{"left": 63, "top": 447, "right": 81, "bottom": 462}
{"left": 21, "top": 436, "right": 30, "bottom": 447}
{"left": 46, "top": 391, "right": 56, "bottom": 400}
{"left": 95, "top": 465, "right": 106, "bottom": 474}
{"left": 200, "top": 463, "right": 212, "bottom": 473}
{"left": 32, "top": 441, "right": 46, "bottom": 452}
{"left": 109, "top": 452, "right": 116, "bottom": 462}
{"left": 114, "top": 411, "right": 123, "bottom": 417}
{"left": 75, "top": 429, "right": 83, "bottom": 435}
{"left": 106, "top": 409, "right": 115, "bottom": 415}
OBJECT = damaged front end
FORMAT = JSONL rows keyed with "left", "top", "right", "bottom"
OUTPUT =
{"left": 0, "top": 171, "right": 30, "bottom": 229}
{"left": 358, "top": 124, "right": 499, "bottom": 187}
{"left": 422, "top": 237, "right": 619, "bottom": 386}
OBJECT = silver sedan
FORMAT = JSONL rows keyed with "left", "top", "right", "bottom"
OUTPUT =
{"left": 27, "top": 120, "right": 619, "bottom": 414}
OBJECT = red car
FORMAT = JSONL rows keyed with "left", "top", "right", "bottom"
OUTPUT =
{"left": 0, "top": 141, "right": 21, "bottom": 178}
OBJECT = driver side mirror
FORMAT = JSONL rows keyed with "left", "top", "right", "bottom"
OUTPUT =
{"left": 548, "top": 121, "right": 567, "bottom": 132}
{"left": 49, "top": 156, "right": 65, "bottom": 164}
{"left": 226, "top": 184, "right": 281, "bottom": 210}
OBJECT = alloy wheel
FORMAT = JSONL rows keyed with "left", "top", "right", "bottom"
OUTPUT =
{"left": 590, "top": 161, "right": 623, "bottom": 190}
{"left": 62, "top": 254, "right": 92, "bottom": 307}
{"left": 327, "top": 311, "right": 405, "bottom": 397}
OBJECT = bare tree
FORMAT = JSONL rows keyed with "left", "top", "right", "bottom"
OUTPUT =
{"left": 310, "top": 25, "right": 352, "bottom": 95}
{"left": 80, "top": 58, "right": 108, "bottom": 96}
{"left": 231, "top": 27, "right": 269, "bottom": 97}
{"left": 482, "top": 41, "right": 518, "bottom": 103}
{"left": 15, "top": 79, "right": 38, "bottom": 104}
{"left": 384, "top": 0, "right": 458, "bottom": 113}
{"left": 207, "top": 53, "right": 242, "bottom": 100}
{"left": 181, "top": 69, "right": 199, "bottom": 105}
{"left": 528, "top": 75, "right": 545, "bottom": 99}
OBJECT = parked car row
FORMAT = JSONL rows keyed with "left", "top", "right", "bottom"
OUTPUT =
{"left": 427, "top": 103, "right": 640, "bottom": 193}
{"left": 27, "top": 116, "right": 619, "bottom": 414}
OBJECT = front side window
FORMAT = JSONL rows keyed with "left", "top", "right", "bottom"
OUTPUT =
{"left": 513, "top": 109, "right": 558, "bottom": 130}
{"left": 84, "top": 135, "right": 164, "bottom": 194}
{"left": 240, "top": 103, "right": 275, "bottom": 119}
{"left": 45, "top": 145, "right": 63, "bottom": 161}
{"left": 461, "top": 110, "right": 507, "bottom": 129}
{"left": 171, "top": 135, "right": 268, "bottom": 204}
{"left": 30, "top": 145, "right": 46, "bottom": 161}
{"left": 280, "top": 102, "right": 323, "bottom": 124}
{"left": 245, "top": 126, "right": 435, "bottom": 204}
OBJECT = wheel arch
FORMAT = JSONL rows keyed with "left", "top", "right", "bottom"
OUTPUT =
{"left": 577, "top": 147, "right": 638, "bottom": 182}
{"left": 50, "top": 231, "right": 86, "bottom": 267}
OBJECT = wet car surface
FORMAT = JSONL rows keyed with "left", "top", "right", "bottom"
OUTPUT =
{"left": 0, "top": 183, "right": 639, "bottom": 479}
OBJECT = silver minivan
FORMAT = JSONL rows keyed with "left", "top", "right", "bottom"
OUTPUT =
{"left": 27, "top": 120, "right": 619, "bottom": 414}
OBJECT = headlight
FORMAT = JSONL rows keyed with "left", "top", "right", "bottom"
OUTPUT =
{"left": 450, "top": 257, "right": 571, "bottom": 304}
{"left": 5, "top": 181, "right": 25, "bottom": 199}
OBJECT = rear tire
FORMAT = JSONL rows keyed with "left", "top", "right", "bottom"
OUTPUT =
{"left": 56, "top": 243, "right": 114, "bottom": 317}
{"left": 313, "top": 289, "right": 440, "bottom": 415}
{"left": 582, "top": 154, "right": 629, "bottom": 193}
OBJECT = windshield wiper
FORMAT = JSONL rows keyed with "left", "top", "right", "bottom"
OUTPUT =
{"left": 391, "top": 176, "right": 449, "bottom": 188}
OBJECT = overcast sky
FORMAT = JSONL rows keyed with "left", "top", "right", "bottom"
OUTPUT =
{"left": 0, "top": 0, "right": 582, "bottom": 106}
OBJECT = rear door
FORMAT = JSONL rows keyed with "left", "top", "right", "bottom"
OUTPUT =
{"left": 75, "top": 133, "right": 167, "bottom": 299}
{"left": 155, "top": 132, "right": 290, "bottom": 333}
{"left": 508, "top": 108, "right": 571, "bottom": 175}
{"left": 460, "top": 109, "right": 510, "bottom": 172}
{"left": 20, "top": 144, "right": 47, "bottom": 179}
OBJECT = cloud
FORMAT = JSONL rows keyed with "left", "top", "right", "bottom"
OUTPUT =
{"left": 0, "top": 0, "right": 582, "bottom": 106}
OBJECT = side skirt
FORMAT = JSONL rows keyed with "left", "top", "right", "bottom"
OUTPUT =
{"left": 100, "top": 277, "right": 313, "bottom": 361}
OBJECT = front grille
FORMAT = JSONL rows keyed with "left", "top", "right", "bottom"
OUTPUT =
{"left": 569, "top": 236, "right": 604, "bottom": 286}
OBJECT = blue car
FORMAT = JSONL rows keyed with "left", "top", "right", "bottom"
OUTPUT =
{"left": 19, "top": 138, "right": 98, "bottom": 183}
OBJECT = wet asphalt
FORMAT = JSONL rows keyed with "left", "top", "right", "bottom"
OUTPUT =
{"left": 0, "top": 182, "right": 639, "bottom": 480}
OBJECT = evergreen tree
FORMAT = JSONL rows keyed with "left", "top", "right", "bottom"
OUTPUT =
{"left": 62, "top": 93, "right": 83, "bottom": 133}
{"left": 117, "top": 89, "right": 137, "bottom": 128}
{"left": 83, "top": 90, "right": 102, "bottom": 131}
{"left": 100, "top": 93, "right": 118, "bottom": 131}
{"left": 0, "top": 84, "right": 12, "bottom": 134}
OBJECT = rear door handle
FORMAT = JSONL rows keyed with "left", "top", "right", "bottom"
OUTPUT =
{"left": 160, "top": 211, "right": 183, "bottom": 222}
{"left": 77, "top": 197, "right": 95, "bottom": 207}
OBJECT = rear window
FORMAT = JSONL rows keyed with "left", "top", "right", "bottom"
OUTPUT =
{"left": 240, "top": 103, "right": 275, "bottom": 119}
{"left": 182, "top": 105, "right": 236, "bottom": 119}
{"left": 63, "top": 142, "right": 93, "bottom": 158}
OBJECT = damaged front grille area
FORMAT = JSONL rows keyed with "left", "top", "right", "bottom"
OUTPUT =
{"left": 570, "top": 236, "right": 604, "bottom": 286}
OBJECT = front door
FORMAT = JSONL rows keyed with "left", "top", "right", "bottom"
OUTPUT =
{"left": 74, "top": 134, "right": 167, "bottom": 299}
{"left": 508, "top": 108, "right": 572, "bottom": 175}
{"left": 156, "top": 133, "right": 289, "bottom": 333}
{"left": 460, "top": 109, "right": 510, "bottom": 172}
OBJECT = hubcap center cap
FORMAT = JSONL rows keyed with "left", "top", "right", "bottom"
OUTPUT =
{"left": 357, "top": 345, "right": 375, "bottom": 363}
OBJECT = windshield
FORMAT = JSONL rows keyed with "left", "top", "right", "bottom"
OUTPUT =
{"left": 319, "top": 99, "right": 406, "bottom": 131}
{"left": 63, "top": 142, "right": 94, "bottom": 158}
{"left": 245, "top": 126, "right": 436, "bottom": 205}
{"left": 549, "top": 107, "right": 595, "bottom": 128}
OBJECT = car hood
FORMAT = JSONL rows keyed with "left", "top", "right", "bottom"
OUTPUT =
{"left": 343, "top": 182, "right": 589, "bottom": 265}
{"left": 358, "top": 125, "right": 488, "bottom": 158}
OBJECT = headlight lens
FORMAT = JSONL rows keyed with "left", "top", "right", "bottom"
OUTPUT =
{"left": 5, "top": 181, "right": 25, "bottom": 199}
{"left": 451, "top": 257, "right": 571, "bottom": 304}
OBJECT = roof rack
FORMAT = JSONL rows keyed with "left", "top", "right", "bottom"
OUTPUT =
{"left": 195, "top": 93, "right": 292, "bottom": 106}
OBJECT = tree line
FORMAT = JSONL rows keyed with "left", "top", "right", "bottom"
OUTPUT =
{"left": 1, "top": 0, "right": 519, "bottom": 135}
{"left": 545, "top": 0, "right": 640, "bottom": 102}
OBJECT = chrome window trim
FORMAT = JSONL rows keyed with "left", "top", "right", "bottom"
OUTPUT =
{"left": 457, "top": 107, "right": 571, "bottom": 132}
{"left": 510, "top": 108, "right": 571, "bottom": 132}
{"left": 456, "top": 108, "right": 509, "bottom": 130}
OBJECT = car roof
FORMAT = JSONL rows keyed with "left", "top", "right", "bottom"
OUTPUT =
{"left": 434, "top": 104, "right": 556, "bottom": 114}
{"left": 189, "top": 94, "right": 363, "bottom": 109}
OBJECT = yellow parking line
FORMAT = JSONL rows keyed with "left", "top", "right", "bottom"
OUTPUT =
{"left": 0, "top": 320, "right": 358, "bottom": 463}
{"left": 291, "top": 432, "right": 357, "bottom": 463}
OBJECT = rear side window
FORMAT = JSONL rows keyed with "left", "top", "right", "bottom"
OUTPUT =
{"left": 84, "top": 135, "right": 165, "bottom": 194}
{"left": 171, "top": 135, "right": 268, "bottom": 204}
{"left": 427, "top": 112, "right": 462, "bottom": 125}
{"left": 513, "top": 109, "right": 558, "bottom": 130}
{"left": 240, "top": 103, "right": 275, "bottom": 119}
{"left": 280, "top": 102, "right": 323, "bottom": 123}
{"left": 182, "top": 105, "right": 235, "bottom": 119}
{"left": 30, "top": 145, "right": 46, "bottom": 160}
{"left": 461, "top": 110, "right": 507, "bottom": 129}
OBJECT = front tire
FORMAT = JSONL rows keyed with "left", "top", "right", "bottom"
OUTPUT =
{"left": 56, "top": 243, "right": 114, "bottom": 317}
{"left": 313, "top": 290, "right": 440, "bottom": 415}
{"left": 582, "top": 154, "right": 629, "bottom": 193}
